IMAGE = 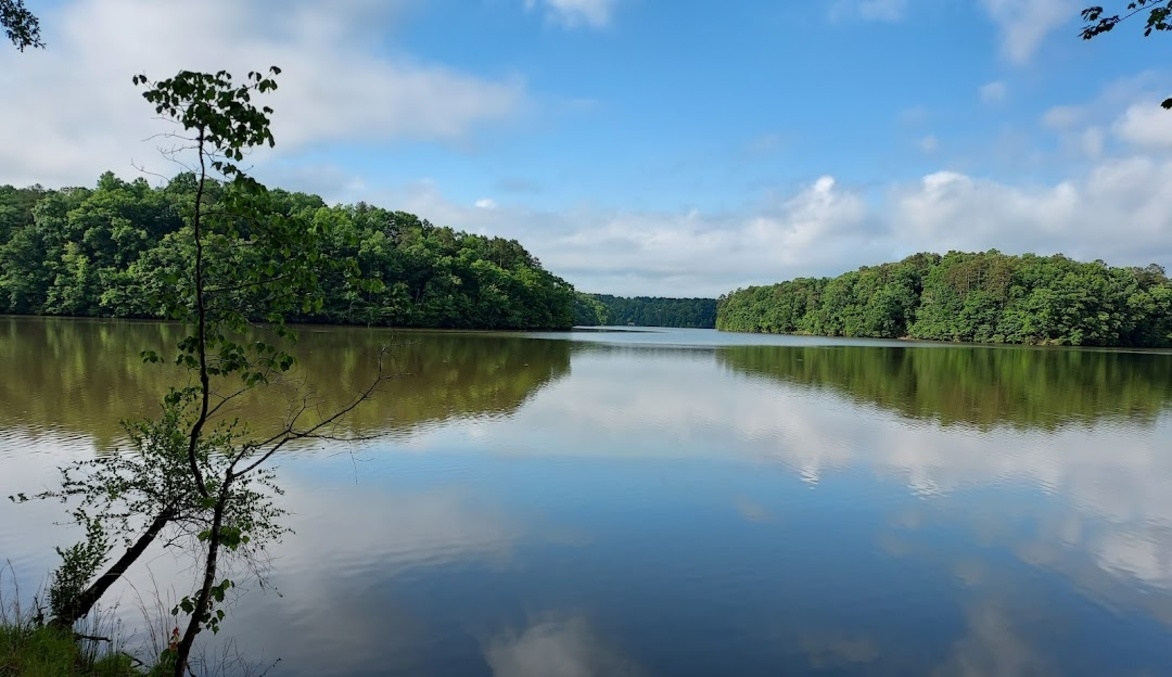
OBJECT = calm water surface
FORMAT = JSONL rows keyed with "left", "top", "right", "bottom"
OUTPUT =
{"left": 3, "top": 317, "right": 1172, "bottom": 675}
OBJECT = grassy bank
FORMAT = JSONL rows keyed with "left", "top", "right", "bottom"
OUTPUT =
{"left": 0, "top": 623, "right": 143, "bottom": 676}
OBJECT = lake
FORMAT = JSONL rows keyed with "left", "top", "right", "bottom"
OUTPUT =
{"left": 3, "top": 316, "right": 1172, "bottom": 675}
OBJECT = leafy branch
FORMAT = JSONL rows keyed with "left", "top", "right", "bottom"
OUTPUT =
{"left": 1, "top": 0, "right": 43, "bottom": 51}
{"left": 1080, "top": 2, "right": 1172, "bottom": 108}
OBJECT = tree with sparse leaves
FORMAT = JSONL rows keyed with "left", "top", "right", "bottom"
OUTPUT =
{"left": 1, "top": 0, "right": 43, "bottom": 51}
{"left": 1081, "top": 2, "right": 1172, "bottom": 108}
{"left": 11, "top": 66, "right": 387, "bottom": 676}
{"left": 131, "top": 66, "right": 385, "bottom": 676}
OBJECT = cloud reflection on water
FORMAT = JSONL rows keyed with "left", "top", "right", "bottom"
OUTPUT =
{"left": 484, "top": 617, "right": 643, "bottom": 677}
{"left": 472, "top": 348, "right": 1172, "bottom": 598}
{"left": 6, "top": 334, "right": 1172, "bottom": 674}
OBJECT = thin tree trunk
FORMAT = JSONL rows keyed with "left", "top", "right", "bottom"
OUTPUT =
{"left": 51, "top": 506, "right": 174, "bottom": 628}
{"left": 173, "top": 478, "right": 230, "bottom": 677}
{"left": 185, "top": 131, "right": 211, "bottom": 499}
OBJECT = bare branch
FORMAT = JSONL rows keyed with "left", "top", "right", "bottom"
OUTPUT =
{"left": 129, "top": 160, "right": 178, "bottom": 186}
{"left": 235, "top": 352, "right": 390, "bottom": 477}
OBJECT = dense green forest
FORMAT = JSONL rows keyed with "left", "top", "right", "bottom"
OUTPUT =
{"left": 573, "top": 293, "right": 718, "bottom": 327}
{"left": 716, "top": 251, "right": 1172, "bottom": 347}
{"left": 0, "top": 172, "right": 576, "bottom": 329}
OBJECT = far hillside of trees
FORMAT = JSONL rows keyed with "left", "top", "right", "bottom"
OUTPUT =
{"left": 0, "top": 172, "right": 576, "bottom": 330}
{"left": 716, "top": 251, "right": 1172, "bottom": 347}
{"left": 573, "top": 293, "right": 718, "bottom": 328}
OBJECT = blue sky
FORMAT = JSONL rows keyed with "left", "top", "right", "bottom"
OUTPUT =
{"left": 2, "top": 0, "right": 1172, "bottom": 295}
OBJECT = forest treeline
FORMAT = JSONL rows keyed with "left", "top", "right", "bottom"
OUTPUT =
{"left": 716, "top": 251, "right": 1172, "bottom": 347}
{"left": 573, "top": 293, "right": 717, "bottom": 328}
{"left": 0, "top": 172, "right": 576, "bottom": 329}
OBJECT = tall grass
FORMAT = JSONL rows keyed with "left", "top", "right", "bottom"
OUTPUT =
{"left": 0, "top": 561, "right": 142, "bottom": 676}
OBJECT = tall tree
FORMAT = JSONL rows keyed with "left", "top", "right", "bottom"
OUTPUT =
{"left": 1, "top": 0, "right": 43, "bottom": 51}
{"left": 11, "top": 66, "right": 386, "bottom": 676}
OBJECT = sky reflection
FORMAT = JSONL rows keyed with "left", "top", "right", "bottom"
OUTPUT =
{"left": 4, "top": 327, "right": 1172, "bottom": 674}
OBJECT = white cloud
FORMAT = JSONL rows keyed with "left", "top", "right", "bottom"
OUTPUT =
{"left": 6, "top": 1, "right": 1172, "bottom": 300}
{"left": 852, "top": 84, "right": 1172, "bottom": 288}
{"left": 980, "top": 0, "right": 1072, "bottom": 64}
{"left": 887, "top": 157, "right": 1172, "bottom": 264}
{"left": 378, "top": 174, "right": 877, "bottom": 296}
{"left": 1080, "top": 126, "right": 1106, "bottom": 157}
{"left": 1043, "top": 71, "right": 1171, "bottom": 133}
{"left": 265, "top": 73, "right": 1172, "bottom": 298}
{"left": 1042, "top": 104, "right": 1082, "bottom": 130}
{"left": 980, "top": 80, "right": 1008, "bottom": 104}
{"left": 362, "top": 112, "right": 1172, "bottom": 296}
{"left": 0, "top": 0, "right": 527, "bottom": 187}
{"left": 1042, "top": 72, "right": 1172, "bottom": 160}
{"left": 524, "top": 0, "right": 618, "bottom": 28}
{"left": 1113, "top": 101, "right": 1172, "bottom": 149}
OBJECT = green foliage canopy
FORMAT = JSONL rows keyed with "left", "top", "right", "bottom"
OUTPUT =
{"left": 0, "top": 174, "right": 576, "bottom": 330}
{"left": 716, "top": 251, "right": 1172, "bottom": 347}
{"left": 573, "top": 294, "right": 718, "bottom": 328}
